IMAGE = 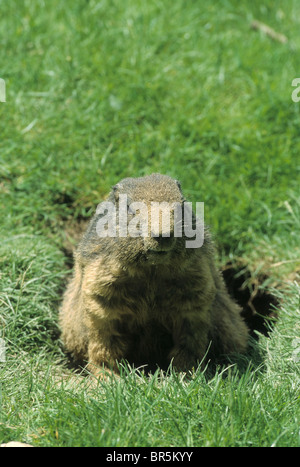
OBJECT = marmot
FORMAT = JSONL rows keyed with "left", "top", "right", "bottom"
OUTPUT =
{"left": 60, "top": 173, "right": 248, "bottom": 375}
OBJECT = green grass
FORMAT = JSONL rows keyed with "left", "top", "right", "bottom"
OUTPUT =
{"left": 0, "top": 0, "right": 299, "bottom": 447}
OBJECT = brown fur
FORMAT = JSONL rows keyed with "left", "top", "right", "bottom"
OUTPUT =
{"left": 60, "top": 173, "right": 248, "bottom": 375}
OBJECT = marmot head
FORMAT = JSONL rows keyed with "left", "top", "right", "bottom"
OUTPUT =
{"left": 80, "top": 173, "right": 202, "bottom": 267}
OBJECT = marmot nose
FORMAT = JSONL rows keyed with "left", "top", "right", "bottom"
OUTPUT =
{"left": 149, "top": 231, "right": 176, "bottom": 252}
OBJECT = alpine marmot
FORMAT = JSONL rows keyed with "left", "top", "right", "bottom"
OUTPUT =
{"left": 60, "top": 173, "right": 249, "bottom": 375}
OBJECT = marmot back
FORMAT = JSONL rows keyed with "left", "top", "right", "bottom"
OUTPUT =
{"left": 60, "top": 173, "right": 249, "bottom": 375}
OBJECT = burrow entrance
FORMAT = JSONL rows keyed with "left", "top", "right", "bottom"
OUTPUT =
{"left": 222, "top": 262, "right": 279, "bottom": 338}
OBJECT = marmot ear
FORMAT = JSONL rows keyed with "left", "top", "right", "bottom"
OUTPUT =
{"left": 175, "top": 179, "right": 182, "bottom": 191}
{"left": 112, "top": 183, "right": 121, "bottom": 201}
{"left": 175, "top": 179, "right": 185, "bottom": 202}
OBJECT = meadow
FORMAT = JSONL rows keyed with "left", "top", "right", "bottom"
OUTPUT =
{"left": 0, "top": 0, "right": 299, "bottom": 447}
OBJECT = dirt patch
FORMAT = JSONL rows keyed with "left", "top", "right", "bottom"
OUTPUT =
{"left": 61, "top": 218, "right": 89, "bottom": 267}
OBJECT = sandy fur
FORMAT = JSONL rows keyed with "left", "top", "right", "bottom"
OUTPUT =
{"left": 60, "top": 174, "right": 248, "bottom": 375}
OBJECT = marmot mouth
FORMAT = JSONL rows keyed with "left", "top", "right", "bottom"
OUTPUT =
{"left": 149, "top": 250, "right": 168, "bottom": 255}
{"left": 146, "top": 249, "right": 170, "bottom": 260}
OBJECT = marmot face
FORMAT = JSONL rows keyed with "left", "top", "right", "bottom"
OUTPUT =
{"left": 94, "top": 173, "right": 189, "bottom": 267}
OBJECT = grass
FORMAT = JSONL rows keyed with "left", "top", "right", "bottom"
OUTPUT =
{"left": 0, "top": 0, "right": 299, "bottom": 447}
